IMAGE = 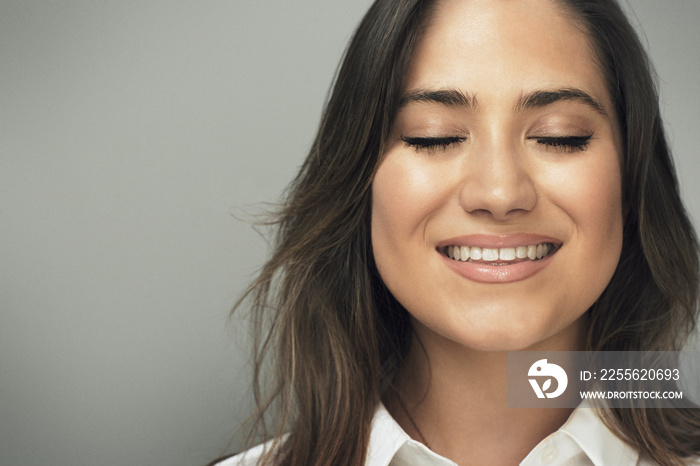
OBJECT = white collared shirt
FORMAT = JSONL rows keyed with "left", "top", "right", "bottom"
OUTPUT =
{"left": 366, "top": 400, "right": 648, "bottom": 466}
{"left": 221, "top": 401, "right": 690, "bottom": 465}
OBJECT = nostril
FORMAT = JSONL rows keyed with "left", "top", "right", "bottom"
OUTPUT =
{"left": 457, "top": 158, "right": 538, "bottom": 218}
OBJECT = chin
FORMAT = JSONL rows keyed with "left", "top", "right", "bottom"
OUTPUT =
{"left": 420, "top": 308, "right": 586, "bottom": 354}
{"left": 456, "top": 328, "right": 551, "bottom": 353}
{"left": 470, "top": 316, "right": 585, "bottom": 353}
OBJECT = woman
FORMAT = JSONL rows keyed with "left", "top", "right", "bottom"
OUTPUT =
{"left": 220, "top": 0, "right": 700, "bottom": 464}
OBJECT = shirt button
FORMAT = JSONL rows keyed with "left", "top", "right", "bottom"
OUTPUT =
{"left": 541, "top": 446, "right": 559, "bottom": 464}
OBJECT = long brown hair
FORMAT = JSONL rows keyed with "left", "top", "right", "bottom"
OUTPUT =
{"left": 233, "top": 1, "right": 700, "bottom": 465}
{"left": 561, "top": 1, "right": 700, "bottom": 464}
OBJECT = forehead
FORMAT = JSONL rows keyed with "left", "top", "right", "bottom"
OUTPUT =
{"left": 405, "top": 0, "right": 609, "bottom": 108}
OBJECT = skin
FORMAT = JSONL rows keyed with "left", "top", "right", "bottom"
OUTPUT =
{"left": 371, "top": 0, "right": 624, "bottom": 463}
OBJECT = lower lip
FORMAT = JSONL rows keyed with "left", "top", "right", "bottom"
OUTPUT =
{"left": 439, "top": 249, "right": 557, "bottom": 283}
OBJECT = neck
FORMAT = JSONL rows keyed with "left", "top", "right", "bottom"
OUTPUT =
{"left": 385, "top": 316, "right": 587, "bottom": 466}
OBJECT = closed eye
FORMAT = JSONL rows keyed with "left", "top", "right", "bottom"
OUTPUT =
{"left": 401, "top": 135, "right": 467, "bottom": 153}
{"left": 529, "top": 134, "right": 593, "bottom": 153}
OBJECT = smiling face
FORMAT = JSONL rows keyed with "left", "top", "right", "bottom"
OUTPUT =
{"left": 371, "top": 0, "right": 624, "bottom": 352}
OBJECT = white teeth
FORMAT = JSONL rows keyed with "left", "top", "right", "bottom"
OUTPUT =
{"left": 482, "top": 248, "right": 499, "bottom": 261}
{"left": 470, "top": 247, "right": 482, "bottom": 260}
{"left": 446, "top": 242, "right": 555, "bottom": 263}
{"left": 527, "top": 245, "right": 537, "bottom": 260}
{"left": 499, "top": 248, "right": 516, "bottom": 261}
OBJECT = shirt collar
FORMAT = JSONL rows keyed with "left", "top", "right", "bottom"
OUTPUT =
{"left": 365, "top": 403, "right": 457, "bottom": 466}
{"left": 550, "top": 400, "right": 640, "bottom": 466}
{"left": 365, "top": 400, "right": 641, "bottom": 466}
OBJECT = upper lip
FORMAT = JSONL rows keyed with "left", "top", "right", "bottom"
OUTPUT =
{"left": 436, "top": 234, "right": 563, "bottom": 249}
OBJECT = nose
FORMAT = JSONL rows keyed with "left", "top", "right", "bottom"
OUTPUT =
{"left": 458, "top": 139, "right": 537, "bottom": 220}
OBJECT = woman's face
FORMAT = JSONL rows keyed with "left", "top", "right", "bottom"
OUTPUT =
{"left": 371, "top": 0, "right": 623, "bottom": 352}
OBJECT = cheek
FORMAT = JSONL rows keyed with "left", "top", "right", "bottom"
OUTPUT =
{"left": 544, "top": 151, "right": 624, "bottom": 294}
{"left": 371, "top": 153, "right": 454, "bottom": 296}
{"left": 371, "top": 154, "right": 453, "bottom": 243}
{"left": 555, "top": 158, "right": 622, "bottom": 238}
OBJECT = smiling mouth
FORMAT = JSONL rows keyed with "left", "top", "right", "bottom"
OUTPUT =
{"left": 439, "top": 242, "right": 559, "bottom": 265}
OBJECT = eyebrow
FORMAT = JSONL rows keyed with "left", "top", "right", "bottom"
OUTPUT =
{"left": 516, "top": 88, "right": 607, "bottom": 116}
{"left": 399, "top": 88, "right": 477, "bottom": 108}
{"left": 398, "top": 87, "right": 607, "bottom": 116}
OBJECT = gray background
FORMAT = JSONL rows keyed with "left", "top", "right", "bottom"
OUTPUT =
{"left": 1, "top": 1, "right": 698, "bottom": 465}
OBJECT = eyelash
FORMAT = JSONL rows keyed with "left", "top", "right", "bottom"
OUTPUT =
{"left": 401, "top": 136, "right": 466, "bottom": 152}
{"left": 401, "top": 134, "right": 593, "bottom": 153}
{"left": 529, "top": 134, "right": 593, "bottom": 153}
